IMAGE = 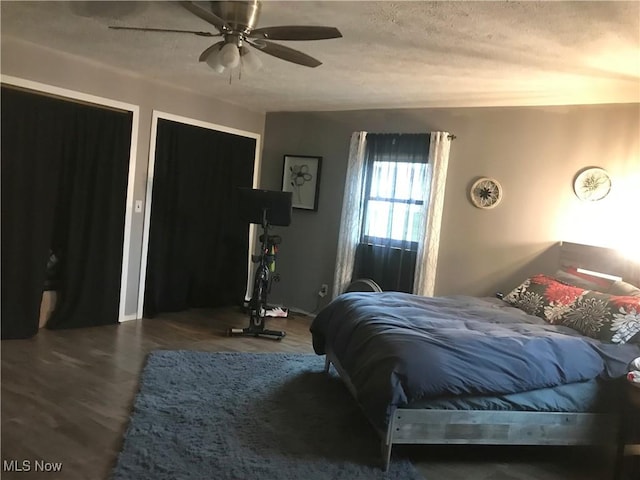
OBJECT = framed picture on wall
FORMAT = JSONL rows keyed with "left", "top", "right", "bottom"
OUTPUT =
{"left": 281, "top": 155, "right": 322, "bottom": 211}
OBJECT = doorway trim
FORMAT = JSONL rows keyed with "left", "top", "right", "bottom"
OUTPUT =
{"left": 137, "top": 110, "right": 262, "bottom": 319}
{"left": 0, "top": 74, "right": 140, "bottom": 324}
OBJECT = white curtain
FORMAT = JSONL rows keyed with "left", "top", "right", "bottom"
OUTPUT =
{"left": 413, "top": 132, "right": 452, "bottom": 296}
{"left": 332, "top": 131, "right": 367, "bottom": 298}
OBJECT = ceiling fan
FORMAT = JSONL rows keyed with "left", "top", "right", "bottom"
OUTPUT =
{"left": 109, "top": 1, "right": 342, "bottom": 74}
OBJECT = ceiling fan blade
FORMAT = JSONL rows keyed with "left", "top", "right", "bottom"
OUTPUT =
{"left": 249, "top": 26, "right": 342, "bottom": 41}
{"left": 198, "top": 41, "right": 225, "bottom": 62}
{"left": 249, "top": 40, "right": 322, "bottom": 68}
{"left": 180, "top": 1, "right": 229, "bottom": 33}
{"left": 108, "top": 26, "right": 219, "bottom": 37}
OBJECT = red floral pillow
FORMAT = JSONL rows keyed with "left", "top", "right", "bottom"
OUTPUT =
{"left": 503, "top": 274, "right": 640, "bottom": 344}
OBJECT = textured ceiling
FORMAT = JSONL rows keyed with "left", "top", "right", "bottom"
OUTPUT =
{"left": 2, "top": 1, "right": 639, "bottom": 112}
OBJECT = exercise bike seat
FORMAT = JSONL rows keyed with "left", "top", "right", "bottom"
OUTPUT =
{"left": 259, "top": 234, "right": 282, "bottom": 245}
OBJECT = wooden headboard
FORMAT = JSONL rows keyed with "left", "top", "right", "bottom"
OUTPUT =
{"left": 559, "top": 241, "right": 640, "bottom": 287}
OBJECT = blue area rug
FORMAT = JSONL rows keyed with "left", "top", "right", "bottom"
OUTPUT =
{"left": 112, "top": 351, "right": 423, "bottom": 480}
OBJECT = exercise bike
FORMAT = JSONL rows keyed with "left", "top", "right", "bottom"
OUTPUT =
{"left": 229, "top": 188, "right": 292, "bottom": 341}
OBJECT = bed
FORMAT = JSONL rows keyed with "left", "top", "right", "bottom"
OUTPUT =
{"left": 310, "top": 242, "right": 640, "bottom": 470}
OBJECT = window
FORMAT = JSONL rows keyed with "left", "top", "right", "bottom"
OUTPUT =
{"left": 335, "top": 130, "right": 451, "bottom": 298}
{"left": 361, "top": 135, "right": 430, "bottom": 251}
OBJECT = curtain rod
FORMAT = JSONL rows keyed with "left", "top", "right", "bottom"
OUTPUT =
{"left": 364, "top": 132, "right": 457, "bottom": 140}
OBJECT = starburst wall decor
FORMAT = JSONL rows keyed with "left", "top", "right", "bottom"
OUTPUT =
{"left": 470, "top": 177, "right": 503, "bottom": 209}
{"left": 573, "top": 167, "right": 611, "bottom": 201}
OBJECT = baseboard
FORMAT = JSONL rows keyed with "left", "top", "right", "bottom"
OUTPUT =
{"left": 286, "top": 307, "right": 315, "bottom": 318}
{"left": 264, "top": 303, "right": 314, "bottom": 318}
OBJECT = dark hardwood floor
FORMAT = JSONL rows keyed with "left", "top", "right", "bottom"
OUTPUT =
{"left": 1, "top": 308, "right": 616, "bottom": 479}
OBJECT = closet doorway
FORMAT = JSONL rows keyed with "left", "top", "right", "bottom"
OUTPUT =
{"left": 1, "top": 78, "right": 138, "bottom": 339}
{"left": 139, "top": 112, "right": 261, "bottom": 318}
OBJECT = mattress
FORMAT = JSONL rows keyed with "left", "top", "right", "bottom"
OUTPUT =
{"left": 311, "top": 292, "right": 640, "bottom": 429}
{"left": 405, "top": 378, "right": 624, "bottom": 413}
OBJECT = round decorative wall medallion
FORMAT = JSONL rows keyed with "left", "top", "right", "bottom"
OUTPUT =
{"left": 470, "top": 177, "right": 503, "bottom": 209}
{"left": 573, "top": 167, "right": 611, "bottom": 201}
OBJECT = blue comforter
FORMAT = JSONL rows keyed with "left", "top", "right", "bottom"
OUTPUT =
{"left": 310, "top": 292, "right": 640, "bottom": 429}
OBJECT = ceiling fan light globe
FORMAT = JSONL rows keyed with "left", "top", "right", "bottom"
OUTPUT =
{"left": 211, "top": 63, "right": 226, "bottom": 74}
{"left": 241, "top": 48, "right": 262, "bottom": 74}
{"left": 219, "top": 42, "right": 240, "bottom": 69}
{"left": 205, "top": 49, "right": 226, "bottom": 73}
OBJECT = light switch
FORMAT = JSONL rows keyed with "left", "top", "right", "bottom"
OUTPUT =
{"left": 135, "top": 200, "right": 143, "bottom": 213}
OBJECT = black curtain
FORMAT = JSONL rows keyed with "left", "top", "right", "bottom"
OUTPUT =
{"left": 143, "top": 119, "right": 255, "bottom": 317}
{"left": 1, "top": 86, "right": 132, "bottom": 338}
{"left": 353, "top": 244, "right": 417, "bottom": 292}
{"left": 353, "top": 133, "right": 429, "bottom": 293}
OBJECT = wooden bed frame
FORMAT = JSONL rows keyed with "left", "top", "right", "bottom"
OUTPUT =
{"left": 323, "top": 241, "right": 640, "bottom": 471}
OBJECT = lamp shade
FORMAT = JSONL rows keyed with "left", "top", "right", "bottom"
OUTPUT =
{"left": 241, "top": 47, "right": 262, "bottom": 74}
{"left": 219, "top": 42, "right": 240, "bottom": 69}
{"left": 205, "top": 47, "right": 226, "bottom": 73}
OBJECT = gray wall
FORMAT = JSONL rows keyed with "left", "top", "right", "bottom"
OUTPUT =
{"left": 1, "top": 37, "right": 266, "bottom": 317}
{"left": 3, "top": 37, "right": 638, "bottom": 317}
{"left": 261, "top": 104, "right": 639, "bottom": 313}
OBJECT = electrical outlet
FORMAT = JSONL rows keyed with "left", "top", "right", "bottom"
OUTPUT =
{"left": 318, "top": 284, "right": 328, "bottom": 297}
